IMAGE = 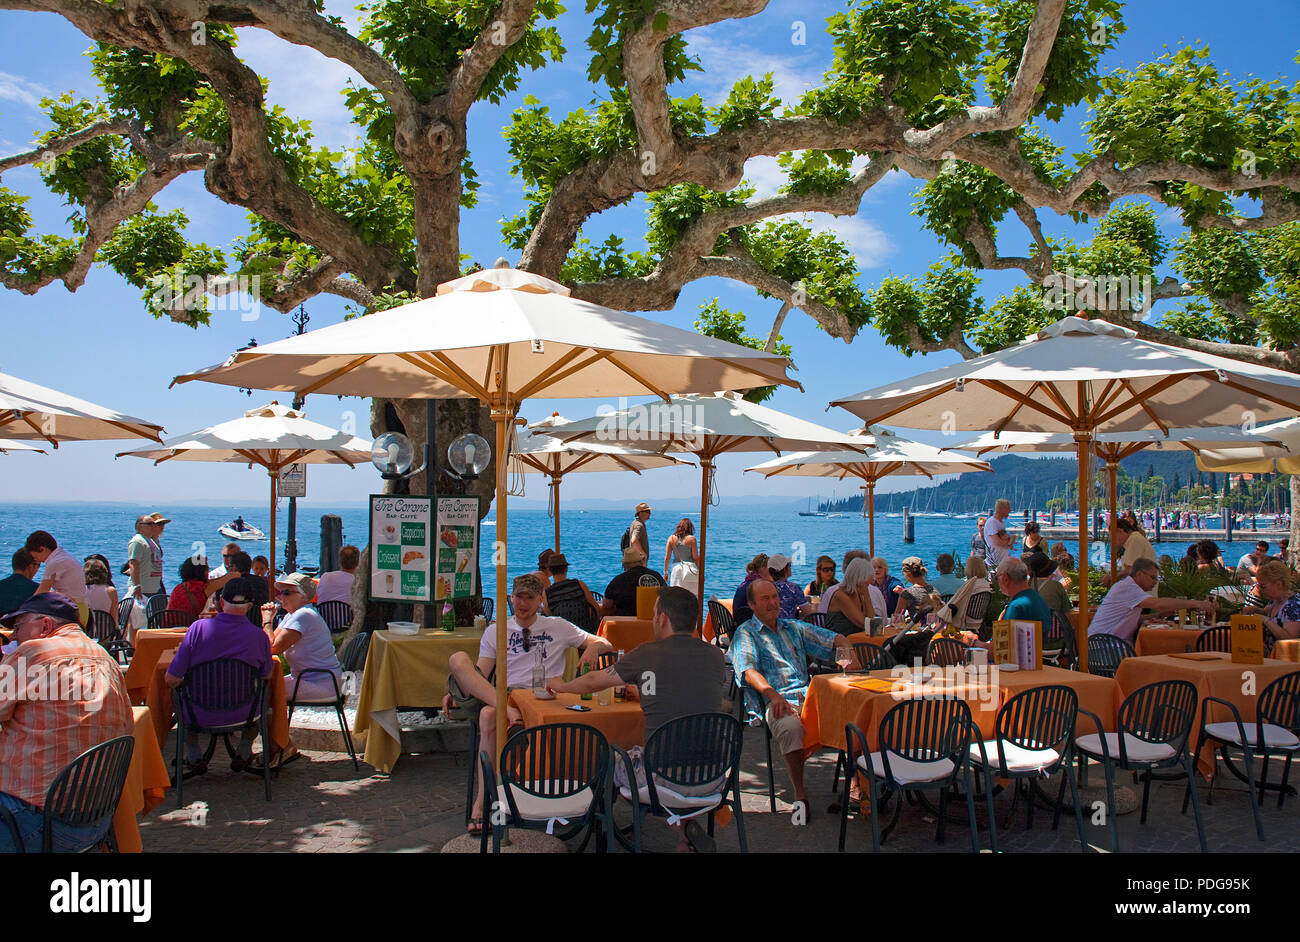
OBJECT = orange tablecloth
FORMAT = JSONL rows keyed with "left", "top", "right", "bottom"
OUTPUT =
{"left": 509, "top": 690, "right": 644, "bottom": 749}
{"left": 124, "top": 628, "right": 187, "bottom": 703}
{"left": 146, "top": 650, "right": 291, "bottom": 755}
{"left": 112, "top": 705, "right": 171, "bottom": 854}
{"left": 1272, "top": 640, "right": 1300, "bottom": 663}
{"left": 1115, "top": 653, "right": 1300, "bottom": 778}
{"left": 598, "top": 617, "right": 654, "bottom": 652}
{"left": 802, "top": 665, "right": 1120, "bottom": 754}
{"left": 1136, "top": 626, "right": 1207, "bottom": 656}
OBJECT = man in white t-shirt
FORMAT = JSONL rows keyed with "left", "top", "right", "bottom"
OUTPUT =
{"left": 315, "top": 545, "right": 359, "bottom": 605}
{"left": 1088, "top": 558, "right": 1214, "bottom": 643}
{"left": 24, "top": 531, "right": 87, "bottom": 622}
{"left": 125, "top": 513, "right": 169, "bottom": 603}
{"left": 1236, "top": 541, "right": 1270, "bottom": 583}
{"left": 206, "top": 542, "right": 241, "bottom": 580}
{"left": 442, "top": 572, "right": 613, "bottom": 833}
{"left": 983, "top": 499, "right": 1014, "bottom": 569}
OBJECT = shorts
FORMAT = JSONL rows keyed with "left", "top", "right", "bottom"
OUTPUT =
{"left": 446, "top": 670, "right": 486, "bottom": 719}
{"left": 613, "top": 746, "right": 727, "bottom": 799}
{"left": 764, "top": 703, "right": 807, "bottom": 755}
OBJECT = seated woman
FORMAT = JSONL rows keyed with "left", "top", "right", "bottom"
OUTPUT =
{"left": 1027, "top": 552, "right": 1070, "bottom": 622}
{"left": 806, "top": 555, "right": 838, "bottom": 598}
{"left": 82, "top": 557, "right": 118, "bottom": 620}
{"left": 316, "top": 544, "right": 359, "bottom": 605}
{"left": 933, "top": 555, "right": 992, "bottom": 634}
{"left": 821, "top": 557, "right": 876, "bottom": 636}
{"left": 731, "top": 553, "right": 770, "bottom": 626}
{"left": 1244, "top": 559, "right": 1300, "bottom": 640}
{"left": 893, "top": 557, "right": 935, "bottom": 619}
{"left": 1196, "top": 539, "right": 1228, "bottom": 575}
{"left": 167, "top": 558, "right": 211, "bottom": 621}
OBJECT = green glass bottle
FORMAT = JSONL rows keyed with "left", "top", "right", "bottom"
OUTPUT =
{"left": 580, "top": 663, "right": 593, "bottom": 701}
{"left": 441, "top": 601, "right": 455, "bottom": 631}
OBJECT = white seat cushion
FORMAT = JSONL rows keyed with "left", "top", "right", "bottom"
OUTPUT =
{"left": 1075, "top": 732, "right": 1177, "bottom": 764}
{"left": 619, "top": 782, "right": 724, "bottom": 822}
{"left": 857, "top": 750, "right": 955, "bottom": 785}
{"left": 968, "top": 740, "right": 1060, "bottom": 772}
{"left": 1203, "top": 721, "right": 1300, "bottom": 750}
{"left": 498, "top": 782, "right": 594, "bottom": 832}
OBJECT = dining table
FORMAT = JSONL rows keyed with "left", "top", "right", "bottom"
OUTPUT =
{"left": 509, "top": 689, "right": 644, "bottom": 750}
{"left": 123, "top": 627, "right": 187, "bottom": 703}
{"left": 597, "top": 616, "right": 654, "bottom": 653}
{"left": 113, "top": 705, "right": 172, "bottom": 853}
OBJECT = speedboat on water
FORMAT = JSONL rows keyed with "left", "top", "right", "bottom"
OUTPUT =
{"left": 218, "top": 524, "right": 266, "bottom": 540}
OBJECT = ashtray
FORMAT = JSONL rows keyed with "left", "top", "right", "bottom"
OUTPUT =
{"left": 998, "top": 662, "right": 1020, "bottom": 672}
{"left": 532, "top": 688, "right": 556, "bottom": 700}
{"left": 386, "top": 621, "right": 419, "bottom": 635}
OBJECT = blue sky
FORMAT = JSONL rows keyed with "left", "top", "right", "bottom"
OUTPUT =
{"left": 0, "top": 0, "right": 1296, "bottom": 513}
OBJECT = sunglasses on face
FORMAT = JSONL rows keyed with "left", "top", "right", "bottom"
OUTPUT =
{"left": 275, "top": 588, "right": 299, "bottom": 597}
{"left": 818, "top": 566, "right": 834, "bottom": 572}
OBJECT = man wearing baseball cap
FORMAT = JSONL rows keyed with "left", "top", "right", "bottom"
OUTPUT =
{"left": 165, "top": 577, "right": 275, "bottom": 775}
{"left": 0, "top": 593, "right": 133, "bottom": 851}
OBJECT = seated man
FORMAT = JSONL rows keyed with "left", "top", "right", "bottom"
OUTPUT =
{"left": 218, "top": 551, "right": 268, "bottom": 625}
{"left": 1104, "top": 519, "right": 1157, "bottom": 588}
{"left": 544, "top": 553, "right": 601, "bottom": 629}
{"left": 0, "top": 593, "right": 134, "bottom": 851}
{"left": 730, "top": 579, "right": 853, "bottom": 809}
{"left": 165, "top": 577, "right": 276, "bottom": 774}
{"left": 443, "top": 573, "right": 613, "bottom": 833}
{"left": 997, "top": 557, "right": 1053, "bottom": 627}
{"left": 550, "top": 585, "right": 727, "bottom": 852}
{"left": 315, "top": 545, "right": 357, "bottom": 605}
{"left": 929, "top": 553, "right": 964, "bottom": 598}
{"left": 1088, "top": 558, "right": 1215, "bottom": 644}
{"left": 0, "top": 548, "right": 39, "bottom": 616}
{"left": 599, "top": 547, "right": 664, "bottom": 617}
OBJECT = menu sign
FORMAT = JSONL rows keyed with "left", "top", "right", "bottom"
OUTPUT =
{"left": 434, "top": 497, "right": 481, "bottom": 600}
{"left": 369, "top": 496, "right": 432, "bottom": 603}
{"left": 1230, "top": 614, "right": 1265, "bottom": 665}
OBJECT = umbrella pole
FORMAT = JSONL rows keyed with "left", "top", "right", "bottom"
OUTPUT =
{"left": 867, "top": 481, "right": 876, "bottom": 557}
{"left": 492, "top": 405, "right": 510, "bottom": 771}
{"left": 269, "top": 469, "right": 278, "bottom": 598}
{"left": 1076, "top": 435, "right": 1091, "bottom": 672}
{"left": 1108, "top": 461, "right": 1118, "bottom": 581}
{"left": 698, "top": 455, "right": 712, "bottom": 624}
{"left": 551, "top": 475, "right": 561, "bottom": 552}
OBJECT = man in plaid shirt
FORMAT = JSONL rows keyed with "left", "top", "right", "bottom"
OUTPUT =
{"left": 730, "top": 579, "right": 852, "bottom": 809}
{"left": 0, "top": 592, "right": 133, "bottom": 851}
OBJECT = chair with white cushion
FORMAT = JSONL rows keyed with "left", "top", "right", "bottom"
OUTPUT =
{"left": 1074, "top": 679, "right": 1206, "bottom": 852}
{"left": 839, "top": 698, "right": 980, "bottom": 853}
{"left": 1188, "top": 670, "right": 1300, "bottom": 839}
{"left": 611, "top": 712, "right": 746, "bottom": 853}
{"left": 968, "top": 684, "right": 1087, "bottom": 853}
{"left": 489, "top": 723, "right": 613, "bottom": 852}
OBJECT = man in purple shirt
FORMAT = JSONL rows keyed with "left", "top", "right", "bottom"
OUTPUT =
{"left": 165, "top": 577, "right": 274, "bottom": 774}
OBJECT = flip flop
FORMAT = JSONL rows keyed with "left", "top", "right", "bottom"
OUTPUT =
{"left": 467, "top": 817, "right": 485, "bottom": 835}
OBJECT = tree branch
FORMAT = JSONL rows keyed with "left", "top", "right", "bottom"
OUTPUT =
{"left": 0, "top": 117, "right": 138, "bottom": 175}
{"left": 445, "top": 0, "right": 539, "bottom": 120}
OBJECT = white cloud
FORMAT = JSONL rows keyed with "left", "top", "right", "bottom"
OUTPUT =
{"left": 806, "top": 214, "right": 895, "bottom": 268}
{"left": 0, "top": 71, "right": 52, "bottom": 110}
{"left": 684, "top": 33, "right": 824, "bottom": 110}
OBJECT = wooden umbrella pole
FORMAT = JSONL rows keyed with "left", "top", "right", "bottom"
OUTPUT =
{"left": 492, "top": 403, "right": 510, "bottom": 770}
{"left": 1108, "top": 461, "right": 1119, "bottom": 581}
{"left": 867, "top": 480, "right": 876, "bottom": 557}
{"left": 268, "top": 469, "right": 278, "bottom": 598}
{"left": 1076, "top": 434, "right": 1091, "bottom": 672}
{"left": 698, "top": 454, "right": 712, "bottom": 624}
{"left": 551, "top": 475, "right": 561, "bottom": 551}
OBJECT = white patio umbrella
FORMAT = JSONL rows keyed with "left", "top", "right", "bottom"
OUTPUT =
{"left": 117, "top": 402, "right": 371, "bottom": 595}
{"left": 541, "top": 391, "right": 870, "bottom": 605}
{"left": 172, "top": 263, "right": 798, "bottom": 763}
{"left": 954, "top": 426, "right": 1283, "bottom": 578}
{"left": 0, "top": 369, "right": 162, "bottom": 444}
{"left": 829, "top": 316, "right": 1300, "bottom": 667}
{"left": 744, "top": 428, "right": 992, "bottom": 555}
{"left": 1194, "top": 416, "right": 1300, "bottom": 473}
{"left": 0, "top": 439, "right": 45, "bottom": 454}
{"left": 513, "top": 413, "right": 689, "bottom": 552}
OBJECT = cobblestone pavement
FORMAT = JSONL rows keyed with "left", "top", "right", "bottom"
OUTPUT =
{"left": 139, "top": 732, "right": 1300, "bottom": 853}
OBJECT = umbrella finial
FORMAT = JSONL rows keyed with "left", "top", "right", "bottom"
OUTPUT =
{"left": 494, "top": 257, "right": 510, "bottom": 269}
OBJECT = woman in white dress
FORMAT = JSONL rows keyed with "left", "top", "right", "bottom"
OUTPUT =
{"left": 663, "top": 518, "right": 700, "bottom": 599}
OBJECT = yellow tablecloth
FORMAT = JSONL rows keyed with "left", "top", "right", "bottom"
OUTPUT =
{"left": 124, "top": 628, "right": 187, "bottom": 703}
{"left": 113, "top": 706, "right": 171, "bottom": 854}
{"left": 352, "top": 627, "right": 484, "bottom": 773}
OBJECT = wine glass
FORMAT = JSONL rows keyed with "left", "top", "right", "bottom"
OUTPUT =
{"left": 836, "top": 647, "right": 854, "bottom": 674}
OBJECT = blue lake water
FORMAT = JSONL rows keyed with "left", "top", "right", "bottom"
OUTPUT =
{"left": 0, "top": 502, "right": 1278, "bottom": 604}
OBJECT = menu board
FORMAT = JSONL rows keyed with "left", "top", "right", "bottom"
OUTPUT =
{"left": 1230, "top": 614, "right": 1265, "bottom": 665}
{"left": 990, "top": 619, "right": 1041, "bottom": 670}
{"left": 434, "top": 496, "right": 481, "bottom": 600}
{"left": 369, "top": 496, "right": 433, "bottom": 603}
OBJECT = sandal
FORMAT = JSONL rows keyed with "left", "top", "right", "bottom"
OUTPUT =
{"left": 245, "top": 744, "right": 301, "bottom": 772}
{"left": 467, "top": 817, "right": 485, "bottom": 836}
{"left": 174, "top": 758, "right": 207, "bottom": 780}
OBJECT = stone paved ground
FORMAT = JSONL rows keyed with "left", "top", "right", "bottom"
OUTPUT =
{"left": 139, "top": 731, "right": 1300, "bottom": 854}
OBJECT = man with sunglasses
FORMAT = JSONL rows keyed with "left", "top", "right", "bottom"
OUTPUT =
{"left": 0, "top": 592, "right": 133, "bottom": 851}
{"left": 442, "top": 573, "right": 613, "bottom": 834}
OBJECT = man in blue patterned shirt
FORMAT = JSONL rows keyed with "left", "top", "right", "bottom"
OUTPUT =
{"left": 731, "top": 579, "right": 853, "bottom": 807}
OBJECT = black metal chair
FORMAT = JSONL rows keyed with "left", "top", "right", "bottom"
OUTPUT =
{"left": 802, "top": 612, "right": 827, "bottom": 628}
{"left": 287, "top": 669, "right": 358, "bottom": 771}
{"left": 1194, "top": 625, "right": 1232, "bottom": 653}
{"left": 85, "top": 609, "right": 120, "bottom": 643}
{"left": 852, "top": 641, "right": 896, "bottom": 672}
{"left": 338, "top": 632, "right": 371, "bottom": 672}
{"left": 964, "top": 590, "right": 993, "bottom": 626}
{"left": 172, "top": 658, "right": 272, "bottom": 807}
{"left": 1043, "top": 610, "right": 1077, "bottom": 669}
{"left": 707, "top": 599, "right": 735, "bottom": 649}
{"left": 591, "top": 652, "right": 618, "bottom": 672}
{"left": 734, "top": 672, "right": 778, "bottom": 812}
{"left": 0, "top": 734, "right": 135, "bottom": 853}
{"left": 612, "top": 712, "right": 747, "bottom": 853}
{"left": 101, "top": 639, "right": 134, "bottom": 668}
{"left": 1074, "top": 679, "right": 1206, "bottom": 852}
{"left": 489, "top": 723, "right": 613, "bottom": 852}
{"left": 1086, "top": 633, "right": 1136, "bottom": 678}
{"left": 480, "top": 597, "right": 494, "bottom": 623}
{"left": 839, "top": 698, "right": 980, "bottom": 852}
{"left": 925, "top": 635, "right": 968, "bottom": 668}
{"left": 144, "top": 594, "right": 166, "bottom": 622}
{"left": 548, "top": 595, "right": 599, "bottom": 633}
{"left": 1190, "top": 670, "right": 1300, "bottom": 838}
{"left": 149, "top": 609, "right": 194, "bottom": 631}
{"left": 968, "top": 685, "right": 1088, "bottom": 853}
{"left": 317, "top": 600, "right": 353, "bottom": 633}
{"left": 117, "top": 596, "right": 135, "bottom": 631}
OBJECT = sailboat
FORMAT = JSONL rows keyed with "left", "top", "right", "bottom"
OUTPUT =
{"left": 798, "top": 496, "right": 827, "bottom": 517}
